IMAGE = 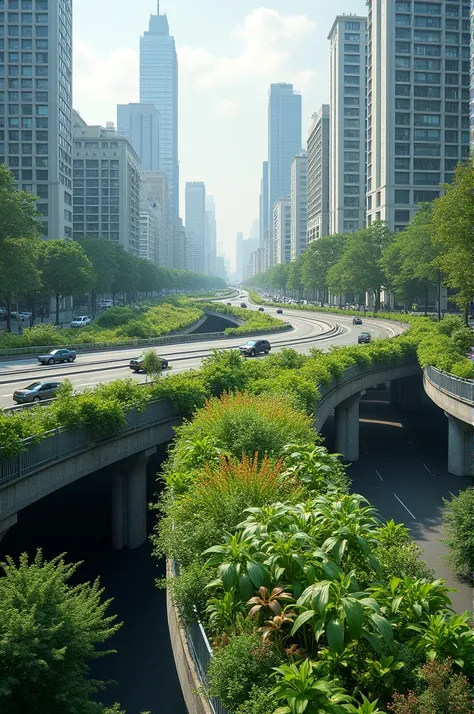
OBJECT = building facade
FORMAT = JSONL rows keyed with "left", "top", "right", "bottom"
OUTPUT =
{"left": 141, "top": 170, "right": 172, "bottom": 266}
{"left": 307, "top": 105, "right": 330, "bottom": 242}
{"left": 235, "top": 231, "right": 244, "bottom": 282}
{"left": 205, "top": 194, "right": 217, "bottom": 276}
{"left": 185, "top": 181, "right": 206, "bottom": 274}
{"left": 366, "top": 0, "right": 471, "bottom": 232}
{"left": 140, "top": 5, "right": 179, "bottom": 218}
{"left": 139, "top": 205, "right": 159, "bottom": 263}
{"left": 273, "top": 198, "right": 291, "bottom": 265}
{"left": 72, "top": 124, "right": 140, "bottom": 254}
{"left": 290, "top": 153, "right": 308, "bottom": 261}
{"left": 172, "top": 216, "right": 187, "bottom": 270}
{"left": 268, "top": 83, "right": 302, "bottom": 265}
{"left": 0, "top": 0, "right": 73, "bottom": 239}
{"left": 117, "top": 103, "right": 160, "bottom": 172}
{"left": 258, "top": 160, "right": 269, "bottom": 271}
{"left": 328, "top": 15, "right": 367, "bottom": 234}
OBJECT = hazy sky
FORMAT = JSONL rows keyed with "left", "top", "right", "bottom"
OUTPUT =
{"left": 73, "top": 0, "right": 367, "bottom": 264}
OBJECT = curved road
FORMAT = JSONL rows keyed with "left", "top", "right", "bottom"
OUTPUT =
{"left": 0, "top": 292, "right": 402, "bottom": 405}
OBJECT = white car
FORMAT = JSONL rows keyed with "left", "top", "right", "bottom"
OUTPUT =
{"left": 71, "top": 315, "right": 91, "bottom": 328}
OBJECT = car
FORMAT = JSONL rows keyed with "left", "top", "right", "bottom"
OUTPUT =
{"left": 352, "top": 317, "right": 363, "bottom": 325}
{"left": 71, "top": 315, "right": 91, "bottom": 328}
{"left": 238, "top": 339, "right": 271, "bottom": 357}
{"left": 100, "top": 299, "right": 114, "bottom": 309}
{"left": 276, "top": 308, "right": 283, "bottom": 314}
{"left": 358, "top": 332, "right": 371, "bottom": 344}
{"left": 226, "top": 302, "right": 232, "bottom": 306}
{"left": 129, "top": 355, "right": 169, "bottom": 373}
{"left": 38, "top": 348, "right": 77, "bottom": 365}
{"left": 10, "top": 311, "right": 25, "bottom": 321}
{"left": 240, "top": 302, "right": 247, "bottom": 308}
{"left": 258, "top": 307, "right": 264, "bottom": 312}
{"left": 13, "top": 381, "right": 62, "bottom": 404}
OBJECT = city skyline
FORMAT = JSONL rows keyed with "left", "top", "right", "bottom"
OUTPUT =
{"left": 73, "top": 0, "right": 368, "bottom": 265}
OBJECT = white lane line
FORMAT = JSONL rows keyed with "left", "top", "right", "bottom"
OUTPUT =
{"left": 448, "top": 490, "right": 456, "bottom": 499}
{"left": 375, "top": 469, "right": 384, "bottom": 482}
{"left": 393, "top": 493, "right": 417, "bottom": 521}
{"left": 422, "top": 462, "right": 435, "bottom": 477}
{"left": 362, "top": 440, "right": 369, "bottom": 455}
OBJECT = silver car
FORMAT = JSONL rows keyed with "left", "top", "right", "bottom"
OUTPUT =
{"left": 13, "top": 381, "right": 62, "bottom": 404}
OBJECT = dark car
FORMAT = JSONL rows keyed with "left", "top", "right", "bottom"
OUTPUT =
{"left": 13, "top": 381, "right": 62, "bottom": 404}
{"left": 129, "top": 355, "right": 169, "bottom": 373}
{"left": 226, "top": 302, "right": 232, "bottom": 306}
{"left": 238, "top": 339, "right": 271, "bottom": 357}
{"left": 38, "top": 348, "right": 77, "bottom": 365}
{"left": 353, "top": 317, "right": 363, "bottom": 325}
{"left": 240, "top": 302, "right": 247, "bottom": 308}
{"left": 358, "top": 332, "right": 371, "bottom": 344}
{"left": 276, "top": 308, "right": 283, "bottom": 314}
{"left": 258, "top": 307, "right": 264, "bottom": 312}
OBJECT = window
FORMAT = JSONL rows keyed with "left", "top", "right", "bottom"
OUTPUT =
{"left": 414, "top": 43, "right": 440, "bottom": 56}
{"left": 396, "top": 28, "right": 411, "bottom": 39}
{"left": 395, "top": 98, "right": 410, "bottom": 110}
{"left": 395, "top": 143, "right": 410, "bottom": 155}
{"left": 414, "top": 2, "right": 440, "bottom": 13}
{"left": 395, "top": 158, "right": 410, "bottom": 170}
{"left": 395, "top": 210, "right": 410, "bottom": 223}
{"left": 414, "top": 58, "right": 440, "bottom": 70}
{"left": 396, "top": 41, "right": 411, "bottom": 54}
{"left": 395, "top": 172, "right": 410, "bottom": 184}
{"left": 414, "top": 85, "right": 439, "bottom": 98}
{"left": 395, "top": 84, "right": 410, "bottom": 96}
{"left": 414, "top": 158, "right": 439, "bottom": 170}
{"left": 344, "top": 44, "right": 360, "bottom": 53}
{"left": 445, "top": 145, "right": 459, "bottom": 157}
{"left": 414, "top": 72, "right": 440, "bottom": 83}
{"left": 445, "top": 130, "right": 458, "bottom": 143}
{"left": 345, "top": 21, "right": 360, "bottom": 30}
{"left": 414, "top": 16, "right": 440, "bottom": 28}
{"left": 344, "top": 65, "right": 359, "bottom": 74}
{"left": 445, "top": 116, "right": 457, "bottom": 129}
{"left": 414, "top": 99, "right": 440, "bottom": 111}
{"left": 414, "top": 128, "right": 439, "bottom": 140}
{"left": 395, "top": 190, "right": 410, "bottom": 203}
{"left": 396, "top": 14, "right": 411, "bottom": 25}
{"left": 413, "top": 30, "right": 440, "bottom": 42}
{"left": 413, "top": 189, "right": 438, "bottom": 202}
{"left": 395, "top": 70, "right": 410, "bottom": 82}
{"left": 395, "top": 127, "right": 410, "bottom": 140}
{"left": 414, "top": 143, "right": 439, "bottom": 156}
{"left": 396, "top": 2, "right": 411, "bottom": 10}
{"left": 395, "top": 56, "right": 410, "bottom": 68}
{"left": 414, "top": 172, "right": 440, "bottom": 185}
{"left": 345, "top": 33, "right": 360, "bottom": 42}
{"left": 395, "top": 113, "right": 410, "bottom": 125}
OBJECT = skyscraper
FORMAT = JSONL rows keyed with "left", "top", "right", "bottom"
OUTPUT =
{"left": 205, "top": 195, "right": 217, "bottom": 276}
{"left": 117, "top": 103, "right": 160, "bottom": 171}
{"left": 185, "top": 181, "right": 206, "bottom": 274}
{"left": 258, "top": 161, "right": 269, "bottom": 271}
{"left": 236, "top": 231, "right": 244, "bottom": 282}
{"left": 307, "top": 106, "right": 330, "bottom": 242}
{"left": 140, "top": 3, "right": 179, "bottom": 218}
{"left": 268, "top": 84, "right": 302, "bottom": 264}
{"left": 367, "top": 0, "right": 471, "bottom": 232}
{"left": 290, "top": 153, "right": 308, "bottom": 261}
{"left": 328, "top": 15, "right": 367, "bottom": 234}
{"left": 273, "top": 198, "right": 291, "bottom": 265}
{"left": 0, "top": 0, "right": 73, "bottom": 239}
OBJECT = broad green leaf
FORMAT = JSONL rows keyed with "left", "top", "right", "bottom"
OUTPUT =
{"left": 219, "top": 562, "right": 237, "bottom": 590}
{"left": 247, "top": 560, "right": 265, "bottom": 588}
{"left": 342, "top": 597, "right": 363, "bottom": 639}
{"left": 290, "top": 609, "right": 315, "bottom": 636}
{"left": 238, "top": 573, "right": 254, "bottom": 601}
{"left": 370, "top": 613, "right": 393, "bottom": 646}
{"left": 326, "top": 617, "right": 345, "bottom": 653}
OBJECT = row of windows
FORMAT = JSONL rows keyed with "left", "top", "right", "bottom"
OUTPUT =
{"left": 0, "top": 165, "right": 49, "bottom": 180}
{"left": 394, "top": 143, "right": 468, "bottom": 158}
{"left": 0, "top": 12, "right": 49, "bottom": 23}
{"left": 0, "top": 25, "right": 49, "bottom": 38}
{"left": 393, "top": 128, "right": 470, "bottom": 142}
{"left": 394, "top": 158, "right": 459, "bottom": 171}
{"left": 0, "top": 104, "right": 48, "bottom": 114}
{"left": 395, "top": 84, "right": 469, "bottom": 99}
{"left": 395, "top": 113, "right": 469, "bottom": 128}
{"left": 0, "top": 38, "right": 47, "bottom": 49}
{"left": 74, "top": 141, "right": 120, "bottom": 149}
{"left": 73, "top": 159, "right": 120, "bottom": 168}
{"left": 0, "top": 2, "right": 48, "bottom": 9}
{"left": 395, "top": 2, "right": 469, "bottom": 18}
{"left": 394, "top": 70, "right": 469, "bottom": 85}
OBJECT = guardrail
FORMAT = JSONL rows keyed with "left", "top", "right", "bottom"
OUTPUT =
{"left": 425, "top": 365, "right": 474, "bottom": 404}
{"left": 187, "top": 622, "right": 228, "bottom": 714}
{"left": 0, "top": 398, "right": 175, "bottom": 485}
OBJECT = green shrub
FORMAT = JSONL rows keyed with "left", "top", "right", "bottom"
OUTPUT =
{"left": 200, "top": 349, "right": 249, "bottom": 397}
{"left": 207, "top": 634, "right": 283, "bottom": 712}
{"left": 442, "top": 488, "right": 474, "bottom": 576}
{"left": 150, "top": 371, "right": 207, "bottom": 416}
{"left": 234, "top": 686, "right": 277, "bottom": 714}
{"left": 389, "top": 659, "right": 474, "bottom": 714}
{"left": 95, "top": 306, "right": 136, "bottom": 328}
{"left": 165, "top": 562, "right": 212, "bottom": 627}
{"left": 450, "top": 360, "right": 474, "bottom": 379}
{"left": 451, "top": 328, "right": 473, "bottom": 354}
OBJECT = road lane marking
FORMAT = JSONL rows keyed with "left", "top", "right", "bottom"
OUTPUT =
{"left": 422, "top": 463, "right": 435, "bottom": 477}
{"left": 375, "top": 469, "right": 384, "bottom": 482}
{"left": 362, "top": 440, "right": 369, "bottom": 455}
{"left": 393, "top": 493, "right": 416, "bottom": 521}
{"left": 448, "top": 490, "right": 456, "bottom": 499}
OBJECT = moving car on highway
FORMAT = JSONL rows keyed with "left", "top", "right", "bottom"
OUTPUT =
{"left": 13, "top": 381, "right": 62, "bottom": 404}
{"left": 352, "top": 317, "right": 363, "bottom": 325}
{"left": 71, "top": 315, "right": 91, "bottom": 328}
{"left": 276, "top": 308, "right": 283, "bottom": 314}
{"left": 258, "top": 307, "right": 264, "bottom": 312}
{"left": 38, "top": 349, "right": 77, "bottom": 365}
{"left": 240, "top": 302, "right": 247, "bottom": 308}
{"left": 358, "top": 332, "right": 371, "bottom": 344}
{"left": 238, "top": 339, "right": 271, "bottom": 357}
{"left": 129, "top": 355, "right": 169, "bottom": 373}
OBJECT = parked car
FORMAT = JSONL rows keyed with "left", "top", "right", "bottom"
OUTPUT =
{"left": 38, "top": 349, "right": 77, "bottom": 365}
{"left": 258, "top": 307, "right": 264, "bottom": 312}
{"left": 276, "top": 308, "right": 283, "bottom": 314}
{"left": 352, "top": 317, "right": 363, "bottom": 325}
{"left": 240, "top": 302, "right": 247, "bottom": 308}
{"left": 100, "top": 299, "right": 114, "bottom": 309}
{"left": 129, "top": 355, "right": 169, "bottom": 373}
{"left": 10, "top": 311, "right": 25, "bottom": 321}
{"left": 358, "top": 332, "right": 371, "bottom": 344}
{"left": 18, "top": 311, "right": 32, "bottom": 321}
{"left": 238, "top": 339, "right": 271, "bottom": 357}
{"left": 71, "top": 315, "right": 91, "bottom": 328}
{"left": 13, "top": 381, "right": 62, "bottom": 404}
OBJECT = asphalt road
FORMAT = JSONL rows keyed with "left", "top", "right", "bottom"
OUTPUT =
{"left": 0, "top": 292, "right": 401, "bottom": 404}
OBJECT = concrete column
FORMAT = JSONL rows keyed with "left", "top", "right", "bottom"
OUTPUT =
{"left": 445, "top": 414, "right": 474, "bottom": 477}
{"left": 111, "top": 448, "right": 156, "bottom": 550}
{"left": 0, "top": 514, "right": 17, "bottom": 544}
{"left": 398, "top": 375, "right": 423, "bottom": 411}
{"left": 335, "top": 394, "right": 361, "bottom": 462}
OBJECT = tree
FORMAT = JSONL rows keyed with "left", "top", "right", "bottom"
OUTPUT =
{"left": 327, "top": 222, "right": 394, "bottom": 310}
{"left": 432, "top": 160, "right": 474, "bottom": 321}
{"left": 142, "top": 349, "right": 163, "bottom": 382}
{"left": 110, "top": 247, "right": 139, "bottom": 302}
{"left": 0, "top": 237, "right": 42, "bottom": 332}
{"left": 269, "top": 264, "right": 290, "bottom": 294}
{"left": 301, "top": 234, "right": 347, "bottom": 302}
{"left": 0, "top": 551, "right": 122, "bottom": 714}
{"left": 40, "top": 240, "right": 95, "bottom": 324}
{"left": 137, "top": 259, "right": 159, "bottom": 296}
{"left": 0, "top": 164, "right": 40, "bottom": 243}
{"left": 77, "top": 238, "right": 119, "bottom": 315}
{"left": 286, "top": 259, "right": 304, "bottom": 297}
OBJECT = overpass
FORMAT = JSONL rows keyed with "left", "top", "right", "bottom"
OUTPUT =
{"left": 0, "top": 357, "right": 472, "bottom": 547}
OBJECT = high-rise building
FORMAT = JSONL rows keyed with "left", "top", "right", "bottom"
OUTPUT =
{"left": 367, "top": 0, "right": 471, "bottom": 232}
{"left": 273, "top": 198, "right": 291, "bottom": 265}
{"left": 258, "top": 161, "right": 269, "bottom": 271}
{"left": 0, "top": 0, "right": 73, "bottom": 239}
{"left": 236, "top": 231, "right": 244, "bottom": 282}
{"left": 173, "top": 217, "right": 187, "bottom": 270}
{"left": 117, "top": 103, "right": 160, "bottom": 172}
{"left": 328, "top": 15, "right": 367, "bottom": 234}
{"left": 268, "top": 83, "right": 302, "bottom": 264}
{"left": 242, "top": 237, "right": 259, "bottom": 279}
{"left": 139, "top": 204, "right": 159, "bottom": 263}
{"left": 205, "top": 195, "right": 217, "bottom": 275}
{"left": 307, "top": 105, "right": 330, "bottom": 242}
{"left": 470, "top": 0, "right": 474, "bottom": 147}
{"left": 290, "top": 153, "right": 308, "bottom": 260}
{"left": 72, "top": 123, "right": 140, "bottom": 254}
{"left": 140, "top": 3, "right": 179, "bottom": 218}
{"left": 141, "top": 170, "right": 172, "bottom": 266}
{"left": 185, "top": 181, "right": 206, "bottom": 274}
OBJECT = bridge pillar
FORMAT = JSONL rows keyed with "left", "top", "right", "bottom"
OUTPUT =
{"left": 0, "top": 514, "right": 17, "bottom": 544}
{"left": 445, "top": 414, "right": 473, "bottom": 477}
{"left": 111, "top": 448, "right": 156, "bottom": 550}
{"left": 335, "top": 393, "right": 361, "bottom": 462}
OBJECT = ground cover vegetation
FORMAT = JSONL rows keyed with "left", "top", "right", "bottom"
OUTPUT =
{"left": 154, "top": 388, "right": 474, "bottom": 714}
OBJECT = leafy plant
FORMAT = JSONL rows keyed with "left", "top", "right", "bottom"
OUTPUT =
{"left": 271, "top": 659, "right": 353, "bottom": 714}
{"left": 442, "top": 487, "right": 474, "bottom": 576}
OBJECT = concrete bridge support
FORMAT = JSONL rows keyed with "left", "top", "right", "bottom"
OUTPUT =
{"left": 445, "top": 414, "right": 473, "bottom": 477}
{"left": 0, "top": 514, "right": 17, "bottom": 544}
{"left": 111, "top": 448, "right": 156, "bottom": 550}
{"left": 335, "top": 394, "right": 361, "bottom": 462}
{"left": 390, "top": 375, "right": 424, "bottom": 410}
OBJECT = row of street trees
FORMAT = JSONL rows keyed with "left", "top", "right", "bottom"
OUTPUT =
{"left": 249, "top": 160, "right": 474, "bottom": 319}
{"left": 0, "top": 165, "right": 225, "bottom": 330}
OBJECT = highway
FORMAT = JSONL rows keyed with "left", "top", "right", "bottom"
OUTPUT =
{"left": 0, "top": 292, "right": 401, "bottom": 404}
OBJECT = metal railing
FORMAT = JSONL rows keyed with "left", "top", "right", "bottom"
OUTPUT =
{"left": 187, "top": 621, "right": 228, "bottom": 714}
{"left": 425, "top": 365, "right": 474, "bottom": 404}
{"left": 0, "top": 398, "right": 175, "bottom": 485}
